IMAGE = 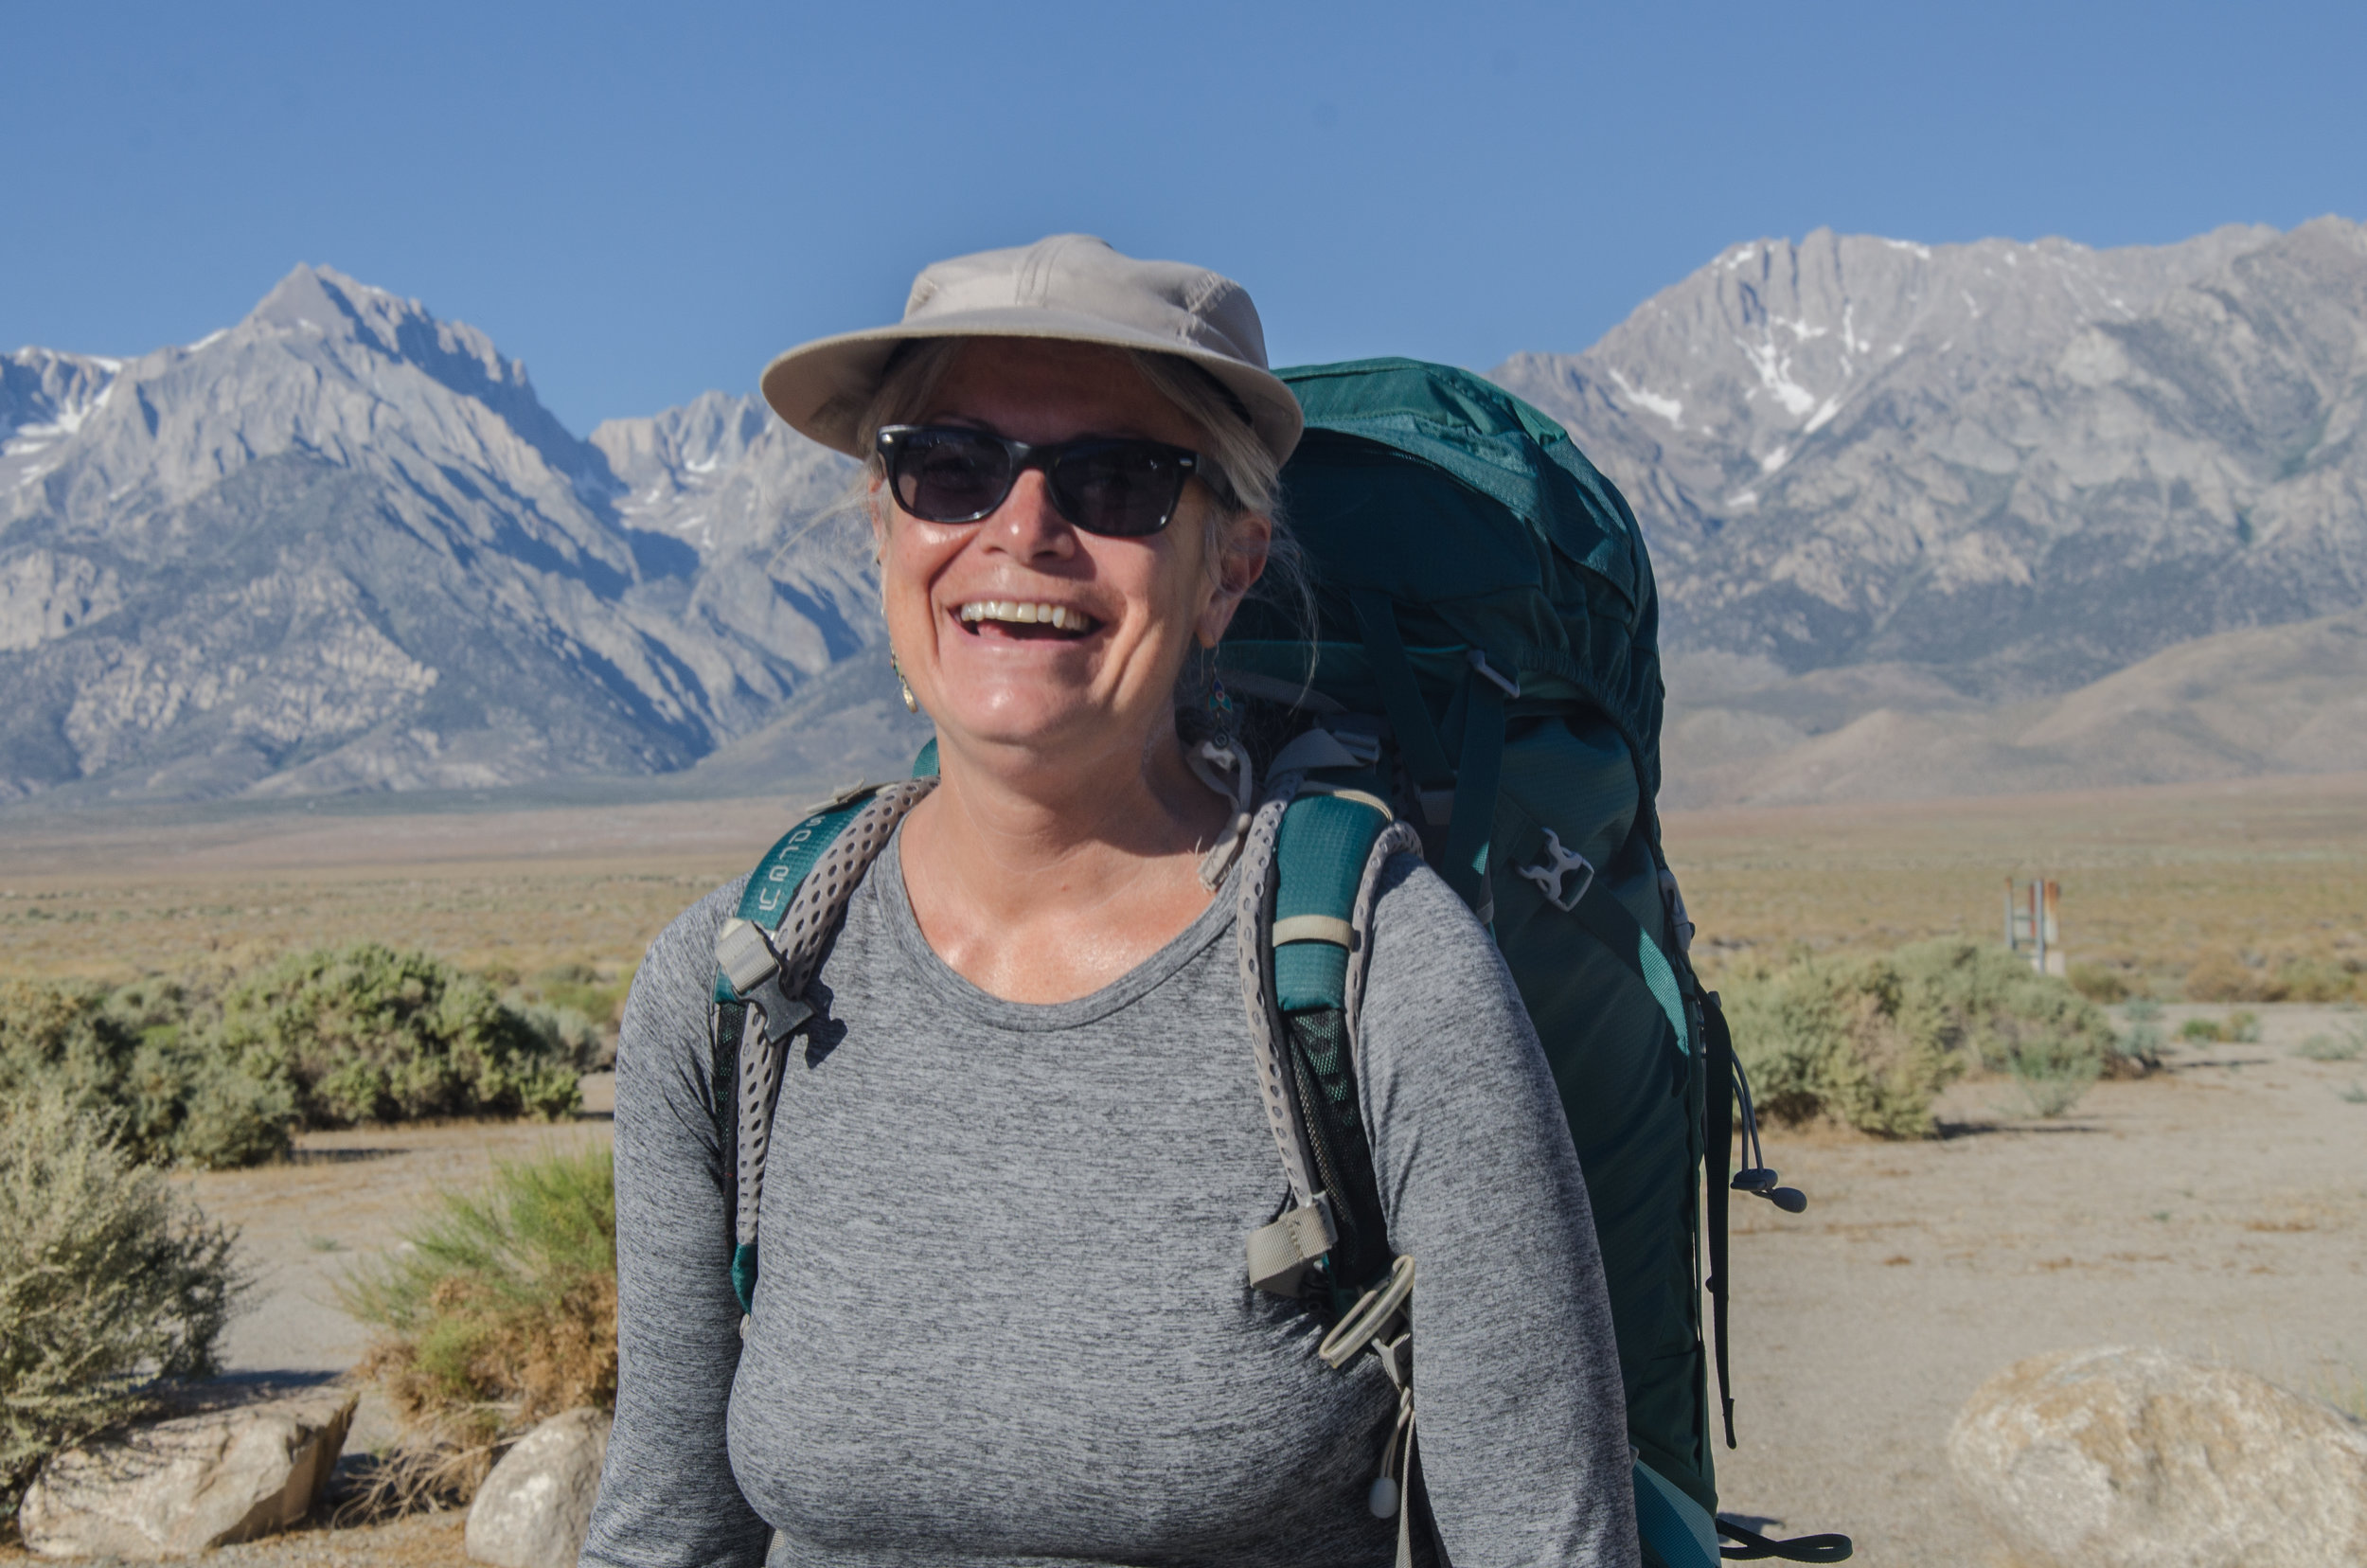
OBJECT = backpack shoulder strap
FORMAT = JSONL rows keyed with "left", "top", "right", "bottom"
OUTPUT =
{"left": 711, "top": 776, "right": 936, "bottom": 1313}
{"left": 1237, "top": 757, "right": 1419, "bottom": 1309}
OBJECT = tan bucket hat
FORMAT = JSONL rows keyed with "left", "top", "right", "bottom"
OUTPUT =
{"left": 759, "top": 234, "right": 1303, "bottom": 467}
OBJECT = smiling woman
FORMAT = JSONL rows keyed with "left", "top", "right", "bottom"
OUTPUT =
{"left": 585, "top": 236, "right": 1638, "bottom": 1568}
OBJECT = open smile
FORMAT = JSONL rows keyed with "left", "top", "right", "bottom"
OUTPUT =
{"left": 953, "top": 599, "right": 1102, "bottom": 642}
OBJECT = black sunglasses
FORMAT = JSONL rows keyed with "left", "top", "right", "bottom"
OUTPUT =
{"left": 875, "top": 424, "right": 1208, "bottom": 538}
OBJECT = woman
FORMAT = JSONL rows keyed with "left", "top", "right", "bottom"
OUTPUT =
{"left": 584, "top": 236, "right": 1638, "bottom": 1568}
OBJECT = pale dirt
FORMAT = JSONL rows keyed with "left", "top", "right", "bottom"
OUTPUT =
{"left": 1713, "top": 1004, "right": 2367, "bottom": 1566}
{"left": 19, "top": 1020, "right": 2355, "bottom": 1566}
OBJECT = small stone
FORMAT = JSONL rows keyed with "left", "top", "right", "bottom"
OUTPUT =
{"left": 465, "top": 1408, "right": 613, "bottom": 1568}
{"left": 1948, "top": 1345, "right": 2367, "bottom": 1568}
{"left": 17, "top": 1385, "right": 358, "bottom": 1559}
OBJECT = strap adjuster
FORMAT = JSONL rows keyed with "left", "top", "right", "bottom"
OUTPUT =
{"left": 1245, "top": 1197, "right": 1338, "bottom": 1295}
{"left": 715, "top": 918, "right": 783, "bottom": 995}
{"left": 1516, "top": 828, "right": 1594, "bottom": 912}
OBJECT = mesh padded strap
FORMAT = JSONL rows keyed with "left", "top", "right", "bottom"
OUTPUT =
{"left": 722, "top": 778, "right": 936, "bottom": 1312}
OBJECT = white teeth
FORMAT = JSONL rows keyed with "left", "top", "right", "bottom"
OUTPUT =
{"left": 957, "top": 600, "right": 1091, "bottom": 631}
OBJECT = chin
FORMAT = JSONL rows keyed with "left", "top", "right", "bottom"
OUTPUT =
{"left": 934, "top": 692, "right": 1105, "bottom": 754}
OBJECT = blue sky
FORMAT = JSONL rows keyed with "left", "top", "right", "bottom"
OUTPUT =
{"left": 11, "top": 0, "right": 2363, "bottom": 433}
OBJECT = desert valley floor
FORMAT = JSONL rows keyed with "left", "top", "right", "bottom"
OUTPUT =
{"left": 5, "top": 773, "right": 2365, "bottom": 1566}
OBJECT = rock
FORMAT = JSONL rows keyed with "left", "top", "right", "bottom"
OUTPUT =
{"left": 465, "top": 1408, "right": 612, "bottom": 1568}
{"left": 1948, "top": 1345, "right": 2367, "bottom": 1568}
{"left": 17, "top": 1385, "right": 358, "bottom": 1559}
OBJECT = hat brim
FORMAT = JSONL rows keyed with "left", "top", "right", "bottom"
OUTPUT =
{"left": 759, "top": 307, "right": 1305, "bottom": 471}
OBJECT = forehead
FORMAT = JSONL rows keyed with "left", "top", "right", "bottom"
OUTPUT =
{"left": 924, "top": 339, "right": 1203, "bottom": 448}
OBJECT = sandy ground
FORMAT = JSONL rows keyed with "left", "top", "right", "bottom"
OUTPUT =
{"left": 1713, "top": 1004, "right": 2366, "bottom": 1565}
{"left": 179, "top": 1080, "right": 618, "bottom": 1450}
{"left": 11, "top": 1010, "right": 2339, "bottom": 1565}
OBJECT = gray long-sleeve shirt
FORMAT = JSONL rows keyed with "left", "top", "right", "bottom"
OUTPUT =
{"left": 585, "top": 830, "right": 1637, "bottom": 1568}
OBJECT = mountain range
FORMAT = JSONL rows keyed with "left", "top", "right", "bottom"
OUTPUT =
{"left": 1492, "top": 216, "right": 2367, "bottom": 803}
{"left": 5, "top": 218, "right": 2364, "bottom": 809}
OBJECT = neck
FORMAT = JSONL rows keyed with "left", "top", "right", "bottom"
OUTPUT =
{"left": 902, "top": 716, "right": 1230, "bottom": 917}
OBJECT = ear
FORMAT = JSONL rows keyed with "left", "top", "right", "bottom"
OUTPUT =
{"left": 1195, "top": 511, "right": 1272, "bottom": 650}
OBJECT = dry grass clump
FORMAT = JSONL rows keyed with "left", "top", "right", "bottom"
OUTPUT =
{"left": 339, "top": 1148, "right": 615, "bottom": 1506}
{"left": 0, "top": 1093, "right": 241, "bottom": 1514}
{"left": 2184, "top": 948, "right": 2364, "bottom": 1004}
{"left": 1720, "top": 938, "right": 2124, "bottom": 1136}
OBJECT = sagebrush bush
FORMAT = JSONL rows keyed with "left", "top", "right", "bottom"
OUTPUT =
{"left": 1720, "top": 939, "right": 2120, "bottom": 1137}
{"left": 0, "top": 1094, "right": 242, "bottom": 1512}
{"left": 219, "top": 945, "right": 580, "bottom": 1128}
{"left": 2295, "top": 1026, "right": 2366, "bottom": 1062}
{"left": 0, "top": 980, "right": 292, "bottom": 1170}
{"left": 341, "top": 1147, "right": 615, "bottom": 1501}
{"left": 1719, "top": 954, "right": 1963, "bottom": 1138}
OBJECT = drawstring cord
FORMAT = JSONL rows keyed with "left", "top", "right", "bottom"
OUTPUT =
{"left": 1367, "top": 1351, "right": 1418, "bottom": 1568}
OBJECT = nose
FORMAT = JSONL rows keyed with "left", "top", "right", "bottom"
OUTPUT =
{"left": 978, "top": 468, "right": 1077, "bottom": 563}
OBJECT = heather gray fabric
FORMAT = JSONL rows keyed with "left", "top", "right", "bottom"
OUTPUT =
{"left": 584, "top": 829, "right": 1638, "bottom": 1568}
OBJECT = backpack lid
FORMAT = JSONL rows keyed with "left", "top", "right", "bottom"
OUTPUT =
{"left": 1278, "top": 357, "right": 1647, "bottom": 611}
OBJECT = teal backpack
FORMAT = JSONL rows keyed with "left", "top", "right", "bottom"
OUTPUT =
{"left": 706, "top": 359, "right": 1848, "bottom": 1566}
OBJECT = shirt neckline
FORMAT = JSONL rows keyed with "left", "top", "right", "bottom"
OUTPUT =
{"left": 866, "top": 827, "right": 1241, "bottom": 1032}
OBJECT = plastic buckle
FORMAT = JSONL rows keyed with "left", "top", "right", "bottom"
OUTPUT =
{"left": 1516, "top": 828, "right": 1594, "bottom": 912}
{"left": 715, "top": 918, "right": 784, "bottom": 996}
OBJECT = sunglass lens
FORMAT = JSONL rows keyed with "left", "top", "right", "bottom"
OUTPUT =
{"left": 1052, "top": 445, "right": 1184, "bottom": 537}
{"left": 895, "top": 432, "right": 1013, "bottom": 522}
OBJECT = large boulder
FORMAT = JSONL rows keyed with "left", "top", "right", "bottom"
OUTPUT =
{"left": 1948, "top": 1345, "right": 2367, "bottom": 1568}
{"left": 465, "top": 1408, "right": 613, "bottom": 1568}
{"left": 17, "top": 1385, "right": 358, "bottom": 1559}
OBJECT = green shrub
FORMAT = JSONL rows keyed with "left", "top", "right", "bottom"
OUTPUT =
{"left": 1721, "top": 939, "right": 2119, "bottom": 1137}
{"left": 1722, "top": 954, "right": 1962, "bottom": 1138}
{"left": 2297, "top": 1026, "right": 2367, "bottom": 1062}
{"left": 2006, "top": 1039, "right": 2103, "bottom": 1118}
{"left": 0, "top": 981, "right": 292, "bottom": 1170}
{"left": 2180, "top": 1010, "right": 2264, "bottom": 1045}
{"left": 341, "top": 1147, "right": 615, "bottom": 1500}
{"left": 0, "top": 1094, "right": 242, "bottom": 1513}
{"left": 219, "top": 945, "right": 579, "bottom": 1128}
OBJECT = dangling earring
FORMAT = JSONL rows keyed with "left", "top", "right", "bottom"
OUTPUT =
{"left": 1205, "top": 670, "right": 1235, "bottom": 739}
{"left": 892, "top": 651, "right": 917, "bottom": 714}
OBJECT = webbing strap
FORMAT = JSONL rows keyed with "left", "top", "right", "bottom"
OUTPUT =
{"left": 1715, "top": 1518, "right": 1855, "bottom": 1562}
{"left": 1704, "top": 990, "right": 1738, "bottom": 1450}
{"left": 1438, "top": 672, "right": 1504, "bottom": 918}
{"left": 1568, "top": 878, "right": 1692, "bottom": 1059}
{"left": 1348, "top": 592, "right": 1455, "bottom": 821}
